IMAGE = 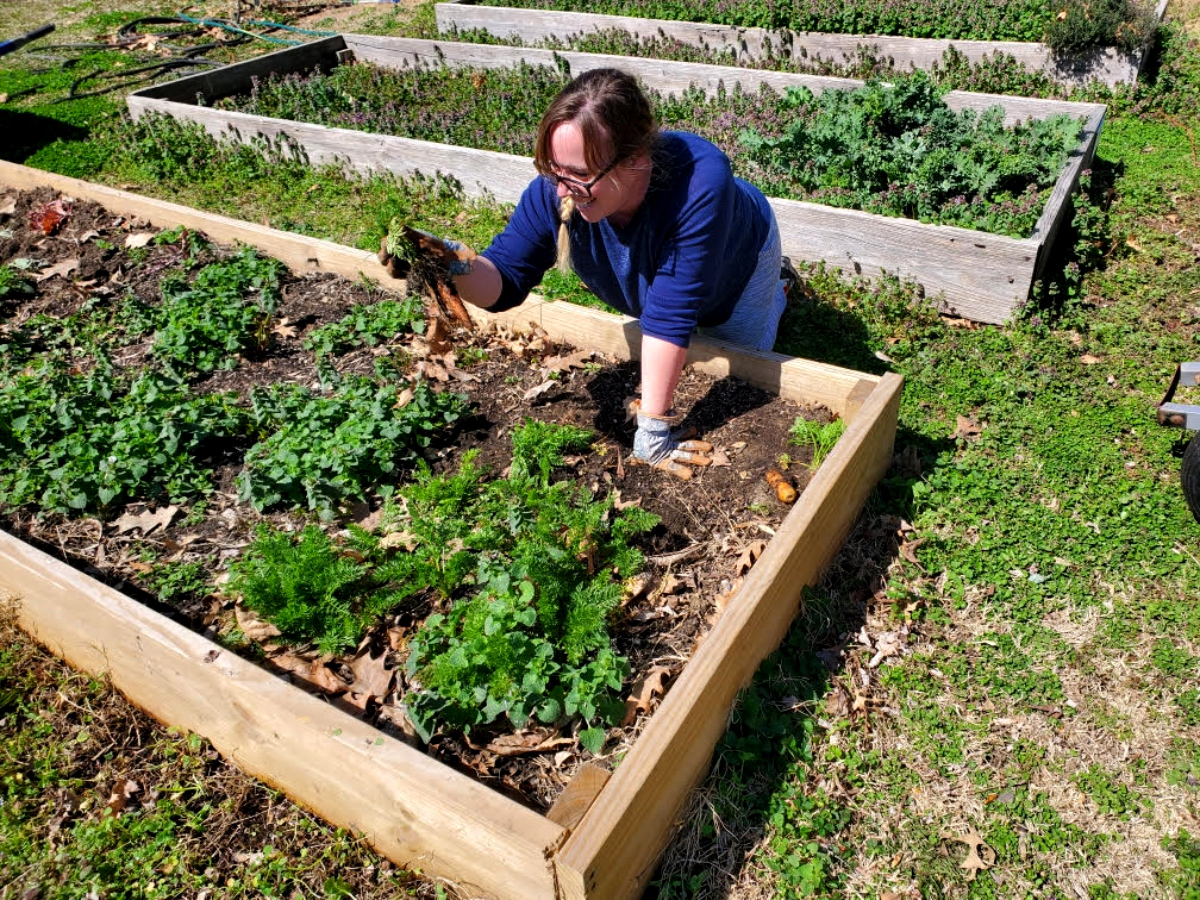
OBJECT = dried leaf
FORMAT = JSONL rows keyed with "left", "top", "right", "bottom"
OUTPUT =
{"left": 867, "top": 631, "right": 904, "bottom": 668}
{"left": 112, "top": 505, "right": 178, "bottom": 535}
{"left": 29, "top": 199, "right": 70, "bottom": 235}
{"left": 523, "top": 380, "right": 557, "bottom": 401}
{"left": 708, "top": 447, "right": 731, "bottom": 467}
{"left": 1080, "top": 354, "right": 1101, "bottom": 365}
{"left": 35, "top": 258, "right": 79, "bottom": 282}
{"left": 348, "top": 649, "right": 394, "bottom": 701}
{"left": 544, "top": 349, "right": 596, "bottom": 373}
{"left": 735, "top": 540, "right": 768, "bottom": 576}
{"left": 713, "top": 575, "right": 743, "bottom": 617}
{"left": 272, "top": 318, "right": 297, "bottom": 339}
{"left": 77, "top": 229, "right": 101, "bottom": 243}
{"left": 0, "top": 196, "right": 16, "bottom": 217}
{"left": 235, "top": 604, "right": 284, "bottom": 643}
{"left": 943, "top": 829, "right": 996, "bottom": 881}
{"left": 899, "top": 537, "right": 926, "bottom": 569}
{"left": 104, "top": 778, "right": 140, "bottom": 816}
{"left": 622, "top": 665, "right": 672, "bottom": 725}
{"left": 379, "top": 530, "right": 418, "bottom": 551}
{"left": 124, "top": 232, "right": 154, "bottom": 249}
{"left": 486, "top": 730, "right": 573, "bottom": 756}
{"left": 951, "top": 414, "right": 984, "bottom": 441}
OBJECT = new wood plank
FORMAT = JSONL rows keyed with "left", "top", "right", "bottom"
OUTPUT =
{"left": 0, "top": 530, "right": 563, "bottom": 900}
{"left": 555, "top": 371, "right": 905, "bottom": 899}
{"left": 435, "top": 0, "right": 1168, "bottom": 87}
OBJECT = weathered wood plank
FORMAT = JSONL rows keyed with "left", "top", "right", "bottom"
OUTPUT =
{"left": 435, "top": 0, "right": 1168, "bottom": 88}
{"left": 554, "top": 371, "right": 905, "bottom": 900}
{"left": 0, "top": 530, "right": 564, "bottom": 900}
{"left": 1028, "top": 103, "right": 1107, "bottom": 279}
{"left": 134, "top": 34, "right": 345, "bottom": 103}
{"left": 342, "top": 34, "right": 1105, "bottom": 128}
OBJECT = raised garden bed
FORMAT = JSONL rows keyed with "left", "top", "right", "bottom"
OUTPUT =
{"left": 0, "top": 160, "right": 902, "bottom": 900}
{"left": 127, "top": 35, "right": 1106, "bottom": 325}
{"left": 435, "top": 0, "right": 1170, "bottom": 88}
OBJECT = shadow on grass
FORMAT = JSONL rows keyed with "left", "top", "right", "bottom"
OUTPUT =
{"left": 0, "top": 107, "right": 88, "bottom": 164}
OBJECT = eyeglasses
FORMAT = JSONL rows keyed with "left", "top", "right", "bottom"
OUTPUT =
{"left": 543, "top": 156, "right": 622, "bottom": 199}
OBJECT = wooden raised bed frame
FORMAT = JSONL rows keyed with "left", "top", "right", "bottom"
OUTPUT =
{"left": 0, "top": 160, "right": 901, "bottom": 900}
{"left": 435, "top": 0, "right": 1170, "bottom": 88}
{"left": 126, "top": 34, "right": 1106, "bottom": 325}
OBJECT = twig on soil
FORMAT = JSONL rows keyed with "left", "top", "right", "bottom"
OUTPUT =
{"left": 648, "top": 542, "right": 709, "bottom": 567}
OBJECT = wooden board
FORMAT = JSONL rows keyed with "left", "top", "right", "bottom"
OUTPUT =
{"left": 0, "top": 531, "right": 564, "bottom": 900}
{"left": 556, "top": 369, "right": 904, "bottom": 899}
{"left": 435, "top": 0, "right": 1170, "bottom": 88}
{"left": 0, "top": 162, "right": 901, "bottom": 899}
{"left": 125, "top": 36, "right": 1104, "bottom": 324}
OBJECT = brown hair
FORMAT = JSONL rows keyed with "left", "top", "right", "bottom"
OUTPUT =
{"left": 533, "top": 67, "right": 658, "bottom": 272}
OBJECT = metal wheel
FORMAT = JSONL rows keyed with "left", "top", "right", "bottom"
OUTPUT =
{"left": 1183, "top": 433, "right": 1200, "bottom": 524}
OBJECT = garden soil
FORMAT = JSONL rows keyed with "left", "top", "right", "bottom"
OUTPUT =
{"left": 1, "top": 187, "right": 833, "bottom": 811}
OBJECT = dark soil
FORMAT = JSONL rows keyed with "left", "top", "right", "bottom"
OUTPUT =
{"left": 0, "top": 188, "right": 832, "bottom": 812}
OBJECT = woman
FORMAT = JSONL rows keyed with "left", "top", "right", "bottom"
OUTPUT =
{"left": 441, "top": 67, "right": 787, "bottom": 476}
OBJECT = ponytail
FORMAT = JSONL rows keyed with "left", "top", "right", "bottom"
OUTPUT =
{"left": 556, "top": 195, "right": 575, "bottom": 273}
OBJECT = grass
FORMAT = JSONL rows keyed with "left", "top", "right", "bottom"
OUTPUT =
{"left": 1, "top": 2, "right": 1200, "bottom": 898}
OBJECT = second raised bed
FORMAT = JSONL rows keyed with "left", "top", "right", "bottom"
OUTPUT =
{"left": 127, "top": 34, "right": 1106, "bottom": 324}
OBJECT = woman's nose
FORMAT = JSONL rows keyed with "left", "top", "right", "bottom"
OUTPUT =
{"left": 555, "top": 180, "right": 571, "bottom": 199}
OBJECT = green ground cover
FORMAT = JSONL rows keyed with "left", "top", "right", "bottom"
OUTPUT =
{"left": 1, "top": 1, "right": 1199, "bottom": 897}
{"left": 474, "top": 0, "right": 1157, "bottom": 52}
{"left": 216, "top": 60, "right": 1083, "bottom": 237}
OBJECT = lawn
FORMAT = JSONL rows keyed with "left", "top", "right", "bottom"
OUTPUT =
{"left": 1, "top": 1, "right": 1199, "bottom": 898}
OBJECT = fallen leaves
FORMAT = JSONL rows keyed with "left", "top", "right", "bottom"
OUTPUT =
{"left": 951, "top": 414, "right": 984, "bottom": 442}
{"left": 346, "top": 648, "right": 394, "bottom": 703}
{"left": 271, "top": 318, "right": 298, "bottom": 340}
{"left": 234, "top": 603, "right": 283, "bottom": 643}
{"left": 112, "top": 505, "right": 178, "bottom": 535}
{"left": 124, "top": 232, "right": 155, "bottom": 249}
{"left": 103, "top": 778, "right": 141, "bottom": 817}
{"left": 735, "top": 540, "right": 768, "bottom": 576}
{"left": 622, "top": 665, "right": 672, "bottom": 725}
{"left": 34, "top": 258, "right": 79, "bottom": 283}
{"left": 942, "top": 828, "right": 996, "bottom": 881}
{"left": 28, "top": 199, "right": 71, "bottom": 235}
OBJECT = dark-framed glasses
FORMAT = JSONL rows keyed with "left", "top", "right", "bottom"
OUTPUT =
{"left": 544, "top": 156, "right": 622, "bottom": 199}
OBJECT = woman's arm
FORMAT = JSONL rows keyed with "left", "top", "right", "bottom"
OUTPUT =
{"left": 451, "top": 255, "right": 504, "bottom": 309}
{"left": 639, "top": 334, "right": 688, "bottom": 416}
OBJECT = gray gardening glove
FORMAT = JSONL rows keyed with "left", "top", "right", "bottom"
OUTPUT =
{"left": 631, "top": 404, "right": 713, "bottom": 481}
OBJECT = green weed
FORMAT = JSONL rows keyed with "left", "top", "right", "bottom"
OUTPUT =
{"left": 789, "top": 416, "right": 847, "bottom": 470}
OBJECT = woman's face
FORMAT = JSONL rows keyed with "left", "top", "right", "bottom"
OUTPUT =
{"left": 547, "top": 122, "right": 645, "bottom": 225}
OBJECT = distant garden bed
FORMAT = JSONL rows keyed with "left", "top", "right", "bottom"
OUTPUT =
{"left": 436, "top": 0, "right": 1170, "bottom": 87}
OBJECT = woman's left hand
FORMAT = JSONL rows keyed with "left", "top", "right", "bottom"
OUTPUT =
{"left": 631, "top": 404, "right": 713, "bottom": 480}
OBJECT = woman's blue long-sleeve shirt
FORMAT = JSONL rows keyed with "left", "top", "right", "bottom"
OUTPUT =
{"left": 480, "top": 131, "right": 773, "bottom": 348}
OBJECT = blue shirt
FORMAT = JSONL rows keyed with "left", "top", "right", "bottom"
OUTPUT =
{"left": 481, "top": 131, "right": 773, "bottom": 348}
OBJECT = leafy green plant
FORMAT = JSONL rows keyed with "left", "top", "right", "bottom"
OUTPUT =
{"left": 237, "top": 375, "right": 468, "bottom": 516}
{"left": 302, "top": 296, "right": 425, "bottom": 360}
{"left": 789, "top": 417, "right": 847, "bottom": 470}
{"left": 140, "top": 561, "right": 213, "bottom": 606}
{"left": 0, "top": 263, "right": 34, "bottom": 306}
{"left": 150, "top": 247, "right": 285, "bottom": 376}
{"left": 393, "top": 423, "right": 659, "bottom": 747}
{"left": 1044, "top": 0, "right": 1157, "bottom": 54}
{"left": 509, "top": 418, "right": 593, "bottom": 483}
{"left": 0, "top": 358, "right": 246, "bottom": 514}
{"left": 738, "top": 74, "right": 1083, "bottom": 237}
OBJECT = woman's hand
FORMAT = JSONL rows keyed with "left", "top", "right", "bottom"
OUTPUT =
{"left": 630, "top": 402, "right": 713, "bottom": 480}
